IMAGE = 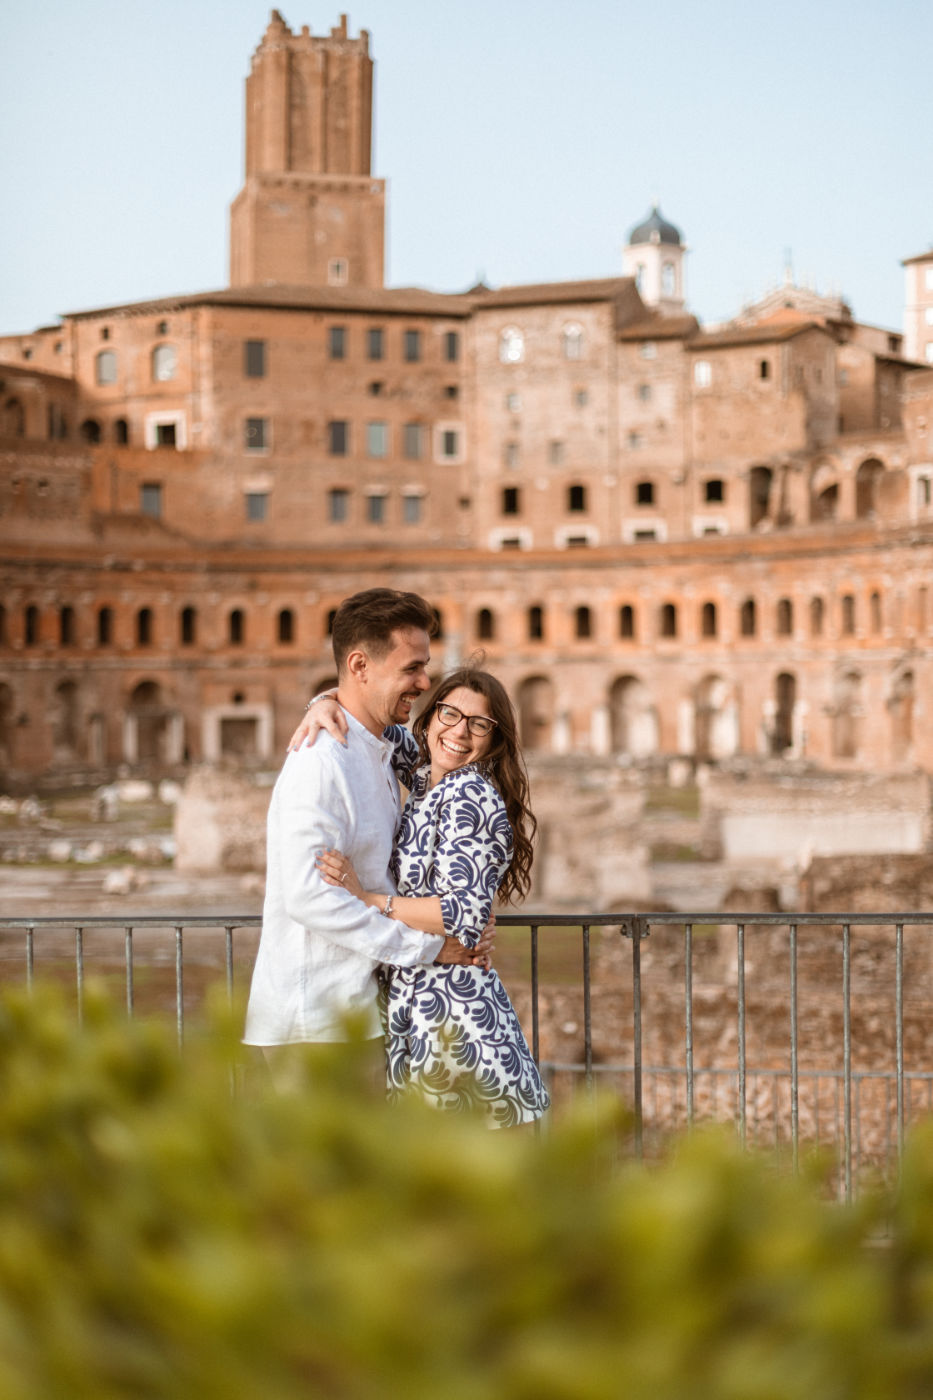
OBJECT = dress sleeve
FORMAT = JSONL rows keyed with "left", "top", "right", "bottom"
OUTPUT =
{"left": 384, "top": 725, "right": 420, "bottom": 787}
{"left": 432, "top": 772, "right": 513, "bottom": 947}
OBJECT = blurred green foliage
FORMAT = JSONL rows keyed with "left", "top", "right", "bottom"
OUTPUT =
{"left": 2, "top": 985, "right": 933, "bottom": 1399}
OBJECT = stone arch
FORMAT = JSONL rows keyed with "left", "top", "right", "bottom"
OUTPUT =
{"left": 518, "top": 675, "right": 554, "bottom": 753}
{"left": 694, "top": 674, "right": 738, "bottom": 760}
{"left": 772, "top": 671, "right": 797, "bottom": 755}
{"left": 810, "top": 461, "right": 840, "bottom": 522}
{"left": 128, "top": 679, "right": 168, "bottom": 764}
{"left": 855, "top": 457, "right": 885, "bottom": 518}
{"left": 609, "top": 675, "right": 658, "bottom": 758}
{"left": 79, "top": 418, "right": 102, "bottom": 444}
{"left": 832, "top": 670, "right": 862, "bottom": 759}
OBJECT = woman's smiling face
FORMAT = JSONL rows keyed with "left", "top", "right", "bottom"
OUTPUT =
{"left": 426, "top": 685, "right": 494, "bottom": 783}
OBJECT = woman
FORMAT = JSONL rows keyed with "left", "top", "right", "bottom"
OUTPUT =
{"left": 296, "top": 667, "right": 549, "bottom": 1128}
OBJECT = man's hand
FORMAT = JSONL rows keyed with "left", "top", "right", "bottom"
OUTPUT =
{"left": 435, "top": 914, "right": 496, "bottom": 970}
{"left": 287, "top": 693, "right": 347, "bottom": 751}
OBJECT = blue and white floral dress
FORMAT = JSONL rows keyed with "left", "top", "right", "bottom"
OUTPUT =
{"left": 383, "top": 744, "right": 549, "bottom": 1128}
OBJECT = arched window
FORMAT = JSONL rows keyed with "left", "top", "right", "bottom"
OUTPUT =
{"left": 527, "top": 605, "right": 544, "bottom": 641}
{"left": 518, "top": 676, "right": 553, "bottom": 752}
{"left": 229, "top": 609, "right": 245, "bottom": 645}
{"left": 180, "top": 607, "right": 196, "bottom": 645}
{"left": 80, "top": 419, "right": 102, "bottom": 443}
{"left": 567, "top": 484, "right": 587, "bottom": 512}
{"left": 810, "top": 596, "right": 824, "bottom": 637}
{"left": 870, "top": 591, "right": 882, "bottom": 634}
{"left": 431, "top": 607, "right": 444, "bottom": 640}
{"left": 773, "top": 673, "right": 796, "bottom": 754}
{"left": 2, "top": 397, "right": 25, "bottom": 435}
{"left": 0, "top": 604, "right": 6, "bottom": 647}
{"left": 114, "top": 418, "right": 129, "bottom": 444}
{"left": 499, "top": 326, "right": 524, "bottom": 364}
{"left": 759, "top": 359, "right": 771, "bottom": 380}
{"left": 575, "top": 605, "right": 592, "bottom": 639}
{"left": 701, "top": 601, "right": 717, "bottom": 637}
{"left": 326, "top": 609, "right": 338, "bottom": 635}
{"left": 137, "top": 607, "right": 153, "bottom": 646}
{"left": 152, "top": 344, "right": 177, "bottom": 382}
{"left": 476, "top": 608, "right": 495, "bottom": 641}
{"left": 749, "top": 466, "right": 773, "bottom": 528}
{"left": 661, "top": 261, "right": 675, "bottom": 296}
{"left": 619, "top": 604, "right": 636, "bottom": 639}
{"left": 95, "top": 350, "right": 117, "bottom": 385}
{"left": 97, "top": 606, "right": 113, "bottom": 646}
{"left": 562, "top": 323, "right": 584, "bottom": 360}
{"left": 776, "top": 598, "right": 793, "bottom": 636}
{"left": 739, "top": 598, "right": 756, "bottom": 637}
{"left": 277, "top": 608, "right": 295, "bottom": 644}
{"left": 59, "top": 605, "right": 76, "bottom": 646}
{"left": 841, "top": 594, "right": 856, "bottom": 636}
{"left": 24, "top": 605, "right": 39, "bottom": 646}
{"left": 659, "top": 602, "right": 677, "bottom": 638}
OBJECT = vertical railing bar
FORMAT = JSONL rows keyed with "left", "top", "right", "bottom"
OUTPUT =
{"left": 789, "top": 922, "right": 799, "bottom": 1172}
{"left": 582, "top": 924, "right": 593, "bottom": 1089}
{"left": 736, "top": 923, "right": 746, "bottom": 1144}
{"left": 843, "top": 922, "right": 852, "bottom": 1203}
{"left": 631, "top": 918, "right": 644, "bottom": 1159}
{"left": 175, "top": 925, "right": 184, "bottom": 1048}
{"left": 530, "top": 925, "right": 540, "bottom": 1062}
{"left": 75, "top": 926, "right": 84, "bottom": 1027}
{"left": 25, "top": 924, "right": 35, "bottom": 991}
{"left": 224, "top": 926, "right": 235, "bottom": 1005}
{"left": 896, "top": 922, "right": 905, "bottom": 1171}
{"left": 684, "top": 922, "right": 695, "bottom": 1127}
{"left": 124, "top": 926, "right": 135, "bottom": 1017}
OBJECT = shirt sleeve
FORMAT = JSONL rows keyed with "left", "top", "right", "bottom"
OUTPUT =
{"left": 274, "top": 743, "right": 444, "bottom": 966}
{"left": 432, "top": 772, "right": 513, "bottom": 947}
{"left": 384, "top": 724, "right": 420, "bottom": 787}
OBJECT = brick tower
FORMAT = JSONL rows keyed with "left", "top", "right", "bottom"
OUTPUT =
{"left": 229, "top": 11, "right": 385, "bottom": 289}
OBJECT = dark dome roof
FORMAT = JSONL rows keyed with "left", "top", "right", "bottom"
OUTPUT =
{"left": 628, "top": 205, "right": 682, "bottom": 247}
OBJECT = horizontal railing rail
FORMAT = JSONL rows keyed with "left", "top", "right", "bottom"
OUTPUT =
{"left": 3, "top": 910, "right": 933, "bottom": 1199}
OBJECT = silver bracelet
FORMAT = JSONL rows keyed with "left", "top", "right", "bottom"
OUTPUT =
{"left": 382, "top": 894, "right": 394, "bottom": 918}
{"left": 304, "top": 694, "right": 326, "bottom": 712}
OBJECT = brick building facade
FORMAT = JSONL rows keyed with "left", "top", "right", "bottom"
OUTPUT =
{"left": 1, "top": 11, "right": 932, "bottom": 786}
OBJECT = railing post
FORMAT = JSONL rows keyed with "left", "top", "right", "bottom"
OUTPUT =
{"left": 896, "top": 922, "right": 904, "bottom": 1174}
{"left": 736, "top": 923, "right": 746, "bottom": 1145}
{"left": 684, "top": 922, "right": 694, "bottom": 1127}
{"left": 842, "top": 923, "right": 852, "bottom": 1203}
{"left": 582, "top": 924, "right": 593, "bottom": 1089}
{"left": 789, "top": 923, "right": 799, "bottom": 1172}
{"left": 623, "top": 916, "right": 648, "bottom": 1159}
{"left": 530, "top": 924, "right": 540, "bottom": 1063}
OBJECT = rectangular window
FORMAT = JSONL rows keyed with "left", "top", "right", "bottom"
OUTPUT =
{"left": 328, "top": 420, "right": 349, "bottom": 455}
{"left": 245, "top": 491, "right": 268, "bottom": 522}
{"left": 140, "top": 483, "right": 162, "bottom": 519}
{"left": 366, "top": 421, "right": 388, "bottom": 457}
{"left": 328, "top": 325, "right": 347, "bottom": 360}
{"left": 504, "top": 441, "right": 520, "bottom": 469}
{"left": 548, "top": 440, "right": 565, "bottom": 466}
{"left": 444, "top": 330, "right": 460, "bottom": 362}
{"left": 367, "top": 327, "right": 384, "bottom": 361}
{"left": 502, "top": 486, "right": 520, "bottom": 515}
{"left": 329, "top": 488, "right": 349, "bottom": 523}
{"left": 155, "top": 423, "right": 177, "bottom": 448}
{"left": 403, "top": 422, "right": 423, "bottom": 460}
{"left": 245, "top": 417, "right": 268, "bottom": 451}
{"left": 367, "top": 493, "right": 386, "bottom": 524}
{"left": 441, "top": 429, "right": 459, "bottom": 459}
{"left": 704, "top": 478, "right": 725, "bottom": 503}
{"left": 403, "top": 494, "right": 422, "bottom": 524}
{"left": 404, "top": 329, "right": 421, "bottom": 362}
{"left": 244, "top": 340, "right": 266, "bottom": 377}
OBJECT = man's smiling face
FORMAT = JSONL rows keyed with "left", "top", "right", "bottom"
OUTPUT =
{"left": 359, "top": 626, "right": 432, "bottom": 731}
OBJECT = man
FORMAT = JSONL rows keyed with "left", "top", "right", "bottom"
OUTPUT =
{"left": 244, "top": 588, "right": 493, "bottom": 1081}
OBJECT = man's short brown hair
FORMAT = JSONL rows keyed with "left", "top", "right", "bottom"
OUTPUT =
{"left": 331, "top": 589, "right": 437, "bottom": 671}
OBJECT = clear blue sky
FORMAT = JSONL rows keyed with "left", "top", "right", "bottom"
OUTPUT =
{"left": 1, "top": 0, "right": 931, "bottom": 336}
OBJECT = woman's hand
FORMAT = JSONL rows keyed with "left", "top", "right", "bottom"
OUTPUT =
{"left": 316, "top": 847, "right": 364, "bottom": 899}
{"left": 287, "top": 693, "right": 347, "bottom": 751}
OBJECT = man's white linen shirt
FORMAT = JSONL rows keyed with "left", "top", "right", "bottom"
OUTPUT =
{"left": 244, "top": 711, "right": 444, "bottom": 1044}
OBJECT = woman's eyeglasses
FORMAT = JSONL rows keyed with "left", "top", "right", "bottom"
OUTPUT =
{"left": 435, "top": 702, "right": 497, "bottom": 738}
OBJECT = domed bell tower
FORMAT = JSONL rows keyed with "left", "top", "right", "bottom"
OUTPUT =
{"left": 229, "top": 11, "right": 385, "bottom": 289}
{"left": 623, "top": 205, "right": 686, "bottom": 315}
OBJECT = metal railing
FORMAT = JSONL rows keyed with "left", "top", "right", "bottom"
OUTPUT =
{"left": 2, "top": 909, "right": 932, "bottom": 1198}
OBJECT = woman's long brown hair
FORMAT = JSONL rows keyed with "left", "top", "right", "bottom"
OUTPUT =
{"left": 412, "top": 667, "right": 536, "bottom": 904}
